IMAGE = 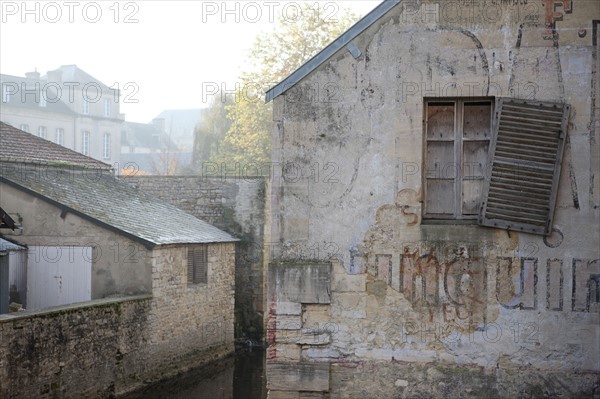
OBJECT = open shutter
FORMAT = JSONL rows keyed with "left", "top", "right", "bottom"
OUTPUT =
{"left": 478, "top": 98, "right": 570, "bottom": 235}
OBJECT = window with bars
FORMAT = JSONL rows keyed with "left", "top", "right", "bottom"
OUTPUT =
{"left": 423, "top": 97, "right": 570, "bottom": 236}
{"left": 187, "top": 246, "right": 208, "bottom": 285}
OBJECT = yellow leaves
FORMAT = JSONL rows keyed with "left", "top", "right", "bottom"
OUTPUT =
{"left": 208, "top": 4, "right": 359, "bottom": 168}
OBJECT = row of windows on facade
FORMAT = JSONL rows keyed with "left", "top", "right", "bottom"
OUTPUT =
{"left": 2, "top": 85, "right": 112, "bottom": 117}
{"left": 19, "top": 124, "right": 112, "bottom": 159}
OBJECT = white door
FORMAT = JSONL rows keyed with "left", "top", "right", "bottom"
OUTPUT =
{"left": 27, "top": 246, "right": 92, "bottom": 310}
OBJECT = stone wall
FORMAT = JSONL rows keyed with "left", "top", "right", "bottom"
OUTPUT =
{"left": 267, "top": 0, "right": 600, "bottom": 395}
{"left": 0, "top": 296, "right": 152, "bottom": 398}
{"left": 0, "top": 242, "right": 236, "bottom": 398}
{"left": 145, "top": 243, "right": 236, "bottom": 374}
{"left": 123, "top": 176, "right": 266, "bottom": 341}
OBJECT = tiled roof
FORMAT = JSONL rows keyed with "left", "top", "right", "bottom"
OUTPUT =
{"left": 0, "top": 167, "right": 238, "bottom": 247}
{"left": 0, "top": 122, "right": 111, "bottom": 169}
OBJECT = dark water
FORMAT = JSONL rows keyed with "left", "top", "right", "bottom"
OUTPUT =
{"left": 123, "top": 349, "right": 267, "bottom": 399}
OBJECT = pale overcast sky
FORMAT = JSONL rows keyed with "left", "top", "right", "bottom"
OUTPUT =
{"left": 0, "top": 1, "right": 381, "bottom": 123}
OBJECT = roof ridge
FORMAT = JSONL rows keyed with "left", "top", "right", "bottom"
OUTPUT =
{"left": 265, "top": 0, "right": 400, "bottom": 102}
{"left": 0, "top": 122, "right": 112, "bottom": 169}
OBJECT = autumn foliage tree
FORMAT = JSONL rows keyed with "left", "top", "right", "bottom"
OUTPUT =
{"left": 204, "top": 4, "right": 359, "bottom": 167}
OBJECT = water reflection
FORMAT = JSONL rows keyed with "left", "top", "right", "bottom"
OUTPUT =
{"left": 123, "top": 349, "right": 266, "bottom": 399}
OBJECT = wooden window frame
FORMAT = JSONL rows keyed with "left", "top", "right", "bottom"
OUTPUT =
{"left": 423, "top": 97, "right": 494, "bottom": 221}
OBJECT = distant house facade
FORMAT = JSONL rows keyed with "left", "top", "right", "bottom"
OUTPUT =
{"left": 154, "top": 108, "right": 204, "bottom": 152}
{"left": 120, "top": 119, "right": 191, "bottom": 175}
{"left": 265, "top": 1, "right": 599, "bottom": 397}
{"left": 0, "top": 122, "right": 237, "bottom": 397}
{"left": 0, "top": 65, "right": 124, "bottom": 166}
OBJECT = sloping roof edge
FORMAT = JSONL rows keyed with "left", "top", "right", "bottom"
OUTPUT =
{"left": 0, "top": 176, "right": 158, "bottom": 250}
{"left": 0, "top": 237, "right": 26, "bottom": 253}
{"left": 265, "top": 0, "right": 401, "bottom": 103}
{"left": 0, "top": 176, "right": 239, "bottom": 250}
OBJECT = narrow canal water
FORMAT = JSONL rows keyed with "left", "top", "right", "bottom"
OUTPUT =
{"left": 123, "top": 349, "right": 267, "bottom": 399}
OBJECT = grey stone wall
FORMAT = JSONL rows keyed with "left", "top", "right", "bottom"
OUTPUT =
{"left": 0, "top": 296, "right": 153, "bottom": 398}
{"left": 0, "top": 242, "right": 236, "bottom": 398}
{"left": 123, "top": 176, "right": 266, "bottom": 341}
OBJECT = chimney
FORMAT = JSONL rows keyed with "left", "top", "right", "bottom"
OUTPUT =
{"left": 152, "top": 118, "right": 166, "bottom": 132}
{"left": 25, "top": 69, "right": 40, "bottom": 80}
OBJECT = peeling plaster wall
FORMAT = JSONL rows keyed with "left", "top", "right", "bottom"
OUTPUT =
{"left": 268, "top": 0, "right": 600, "bottom": 393}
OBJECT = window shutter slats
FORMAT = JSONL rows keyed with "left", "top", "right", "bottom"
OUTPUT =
{"left": 187, "top": 248, "right": 195, "bottom": 283}
{"left": 479, "top": 98, "right": 570, "bottom": 235}
{"left": 187, "top": 246, "right": 208, "bottom": 285}
{"left": 197, "top": 247, "right": 207, "bottom": 284}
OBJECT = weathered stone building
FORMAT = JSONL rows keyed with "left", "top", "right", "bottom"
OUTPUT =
{"left": 265, "top": 0, "right": 599, "bottom": 396}
{"left": 0, "top": 122, "right": 238, "bottom": 397}
{"left": 123, "top": 175, "right": 267, "bottom": 342}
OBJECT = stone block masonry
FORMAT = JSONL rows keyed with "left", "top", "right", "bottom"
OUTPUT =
{"left": 123, "top": 176, "right": 267, "bottom": 342}
{"left": 0, "top": 296, "right": 153, "bottom": 398}
{"left": 0, "top": 242, "right": 236, "bottom": 398}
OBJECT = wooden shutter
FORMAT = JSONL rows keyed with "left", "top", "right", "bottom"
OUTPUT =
{"left": 478, "top": 98, "right": 570, "bottom": 235}
{"left": 196, "top": 246, "right": 208, "bottom": 283}
{"left": 187, "top": 246, "right": 208, "bottom": 284}
{"left": 187, "top": 248, "right": 195, "bottom": 283}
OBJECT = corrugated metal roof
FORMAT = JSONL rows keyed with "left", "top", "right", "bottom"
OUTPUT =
{"left": 1, "top": 168, "right": 238, "bottom": 248}
{"left": 265, "top": 0, "right": 400, "bottom": 102}
{"left": 0, "top": 238, "right": 25, "bottom": 253}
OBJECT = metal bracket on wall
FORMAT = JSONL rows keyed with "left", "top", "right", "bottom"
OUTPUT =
{"left": 347, "top": 41, "right": 362, "bottom": 59}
